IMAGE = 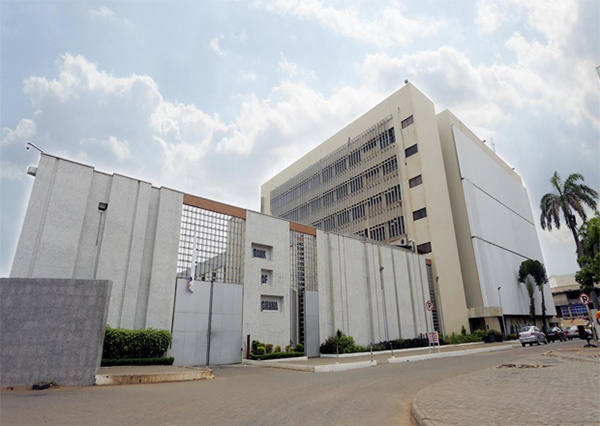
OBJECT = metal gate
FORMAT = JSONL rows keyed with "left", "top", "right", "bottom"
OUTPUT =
{"left": 171, "top": 278, "right": 243, "bottom": 366}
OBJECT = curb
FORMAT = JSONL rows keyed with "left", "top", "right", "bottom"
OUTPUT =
{"left": 389, "top": 344, "right": 518, "bottom": 363}
{"left": 242, "top": 359, "right": 314, "bottom": 372}
{"left": 314, "top": 360, "right": 377, "bottom": 372}
{"left": 95, "top": 368, "right": 213, "bottom": 385}
{"left": 544, "top": 352, "right": 600, "bottom": 364}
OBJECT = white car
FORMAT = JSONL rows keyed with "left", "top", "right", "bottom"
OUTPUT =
{"left": 519, "top": 326, "right": 547, "bottom": 347}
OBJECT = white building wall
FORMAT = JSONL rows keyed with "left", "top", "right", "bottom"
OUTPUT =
{"left": 317, "top": 230, "right": 431, "bottom": 346}
{"left": 242, "top": 211, "right": 292, "bottom": 349}
{"left": 10, "top": 154, "right": 183, "bottom": 331}
{"left": 453, "top": 126, "right": 556, "bottom": 317}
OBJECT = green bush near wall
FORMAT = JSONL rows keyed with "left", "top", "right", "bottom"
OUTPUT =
{"left": 250, "top": 352, "right": 305, "bottom": 361}
{"left": 102, "top": 326, "right": 172, "bottom": 360}
{"left": 101, "top": 357, "right": 174, "bottom": 367}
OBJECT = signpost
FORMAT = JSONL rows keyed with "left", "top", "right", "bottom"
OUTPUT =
{"left": 428, "top": 331, "right": 440, "bottom": 353}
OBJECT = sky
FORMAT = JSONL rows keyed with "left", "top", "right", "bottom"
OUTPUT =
{"left": 1, "top": 0, "right": 599, "bottom": 278}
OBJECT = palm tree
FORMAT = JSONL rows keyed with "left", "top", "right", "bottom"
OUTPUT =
{"left": 518, "top": 259, "right": 548, "bottom": 330}
{"left": 540, "top": 172, "right": 598, "bottom": 261}
{"left": 523, "top": 275, "right": 536, "bottom": 322}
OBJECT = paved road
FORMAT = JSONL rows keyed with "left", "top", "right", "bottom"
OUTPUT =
{"left": 0, "top": 342, "right": 587, "bottom": 425}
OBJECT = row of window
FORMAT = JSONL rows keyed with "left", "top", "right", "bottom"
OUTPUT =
{"left": 271, "top": 128, "right": 396, "bottom": 211}
{"left": 353, "top": 216, "right": 406, "bottom": 242}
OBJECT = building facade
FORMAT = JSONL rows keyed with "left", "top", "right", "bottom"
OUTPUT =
{"left": 10, "top": 154, "right": 435, "bottom": 366}
{"left": 261, "top": 83, "right": 556, "bottom": 335}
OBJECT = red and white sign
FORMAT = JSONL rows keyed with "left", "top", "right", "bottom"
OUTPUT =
{"left": 579, "top": 293, "right": 590, "bottom": 305}
{"left": 426, "top": 300, "right": 434, "bottom": 311}
{"left": 428, "top": 332, "right": 439, "bottom": 344}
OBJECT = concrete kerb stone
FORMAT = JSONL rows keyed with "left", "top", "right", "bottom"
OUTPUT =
{"left": 319, "top": 341, "right": 498, "bottom": 359}
{"left": 388, "top": 344, "right": 519, "bottom": 363}
{"left": 95, "top": 367, "right": 214, "bottom": 386}
{"left": 314, "top": 360, "right": 377, "bottom": 372}
{"left": 242, "top": 359, "right": 314, "bottom": 372}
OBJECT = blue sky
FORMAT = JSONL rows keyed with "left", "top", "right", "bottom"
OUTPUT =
{"left": 1, "top": 0, "right": 599, "bottom": 277}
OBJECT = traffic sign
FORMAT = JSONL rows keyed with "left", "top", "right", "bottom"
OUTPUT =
{"left": 579, "top": 293, "right": 590, "bottom": 305}
{"left": 426, "top": 300, "right": 434, "bottom": 311}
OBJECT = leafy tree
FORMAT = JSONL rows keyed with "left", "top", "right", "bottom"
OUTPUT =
{"left": 540, "top": 172, "right": 598, "bottom": 261}
{"left": 576, "top": 215, "right": 600, "bottom": 308}
{"left": 518, "top": 260, "right": 548, "bottom": 328}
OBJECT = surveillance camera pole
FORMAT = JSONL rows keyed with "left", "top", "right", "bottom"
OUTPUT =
{"left": 25, "top": 141, "right": 43, "bottom": 153}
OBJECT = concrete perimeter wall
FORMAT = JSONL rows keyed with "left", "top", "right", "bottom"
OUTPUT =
{"left": 0, "top": 278, "right": 111, "bottom": 386}
{"left": 10, "top": 154, "right": 183, "bottom": 331}
{"left": 317, "top": 230, "right": 432, "bottom": 346}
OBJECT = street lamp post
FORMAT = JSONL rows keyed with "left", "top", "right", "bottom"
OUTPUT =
{"left": 498, "top": 286, "right": 508, "bottom": 336}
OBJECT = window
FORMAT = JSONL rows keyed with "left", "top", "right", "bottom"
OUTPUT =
{"left": 323, "top": 215, "right": 335, "bottom": 231}
{"left": 350, "top": 176, "right": 363, "bottom": 193}
{"left": 369, "top": 224, "right": 385, "bottom": 241}
{"left": 401, "top": 115, "right": 414, "bottom": 129}
{"left": 335, "top": 184, "right": 348, "bottom": 200}
{"left": 337, "top": 210, "right": 350, "bottom": 226}
{"left": 413, "top": 207, "right": 427, "bottom": 221}
{"left": 387, "top": 216, "right": 405, "bottom": 239}
{"left": 310, "top": 197, "right": 321, "bottom": 213}
{"left": 409, "top": 175, "right": 423, "bottom": 188}
{"left": 385, "top": 185, "right": 401, "bottom": 205}
{"left": 368, "top": 195, "right": 383, "bottom": 215}
{"left": 382, "top": 156, "right": 398, "bottom": 175}
{"left": 334, "top": 158, "right": 347, "bottom": 175}
{"left": 323, "top": 191, "right": 334, "bottom": 206}
{"left": 352, "top": 203, "right": 365, "bottom": 220}
{"left": 405, "top": 144, "right": 418, "bottom": 158}
{"left": 349, "top": 149, "right": 362, "bottom": 167}
{"left": 380, "top": 128, "right": 396, "bottom": 149}
{"left": 417, "top": 242, "right": 432, "bottom": 254}
{"left": 322, "top": 165, "right": 333, "bottom": 182}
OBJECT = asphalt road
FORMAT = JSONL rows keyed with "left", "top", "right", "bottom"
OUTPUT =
{"left": 1, "top": 343, "right": 566, "bottom": 425}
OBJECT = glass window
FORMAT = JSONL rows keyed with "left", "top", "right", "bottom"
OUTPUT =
{"left": 401, "top": 115, "right": 414, "bottom": 129}
{"left": 417, "top": 242, "right": 432, "bottom": 254}
{"left": 405, "top": 144, "right": 418, "bottom": 158}
{"left": 409, "top": 175, "right": 423, "bottom": 188}
{"left": 413, "top": 207, "right": 427, "bottom": 221}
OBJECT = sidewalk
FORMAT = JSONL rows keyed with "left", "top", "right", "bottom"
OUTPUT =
{"left": 411, "top": 344, "right": 600, "bottom": 425}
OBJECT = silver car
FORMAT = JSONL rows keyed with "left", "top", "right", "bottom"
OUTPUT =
{"left": 519, "top": 325, "right": 547, "bottom": 346}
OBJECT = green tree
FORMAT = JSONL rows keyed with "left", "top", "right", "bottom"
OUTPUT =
{"left": 518, "top": 260, "right": 548, "bottom": 329}
{"left": 576, "top": 215, "right": 600, "bottom": 308}
{"left": 520, "top": 274, "right": 536, "bottom": 322}
{"left": 540, "top": 172, "right": 598, "bottom": 261}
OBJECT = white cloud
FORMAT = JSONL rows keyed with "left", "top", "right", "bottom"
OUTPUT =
{"left": 2, "top": 118, "right": 36, "bottom": 146}
{"left": 475, "top": 0, "right": 505, "bottom": 34}
{"left": 209, "top": 34, "right": 226, "bottom": 57}
{"left": 255, "top": 0, "right": 448, "bottom": 47}
{"left": 104, "top": 136, "right": 131, "bottom": 161}
{"left": 89, "top": 6, "right": 129, "bottom": 25}
{"left": 241, "top": 71, "right": 257, "bottom": 81}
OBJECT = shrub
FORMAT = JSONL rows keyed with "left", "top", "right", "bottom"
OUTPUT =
{"left": 294, "top": 343, "right": 304, "bottom": 352}
{"left": 285, "top": 345, "right": 294, "bottom": 353}
{"left": 266, "top": 344, "right": 273, "bottom": 354}
{"left": 252, "top": 340, "right": 262, "bottom": 354}
{"left": 507, "top": 334, "right": 518, "bottom": 341}
{"left": 101, "top": 357, "right": 174, "bottom": 367}
{"left": 256, "top": 345, "right": 266, "bottom": 355}
{"left": 102, "top": 326, "right": 171, "bottom": 359}
{"left": 320, "top": 330, "right": 357, "bottom": 354}
{"left": 461, "top": 325, "right": 467, "bottom": 336}
{"left": 274, "top": 345, "right": 281, "bottom": 353}
{"left": 487, "top": 329, "right": 502, "bottom": 336}
{"left": 250, "top": 351, "right": 305, "bottom": 361}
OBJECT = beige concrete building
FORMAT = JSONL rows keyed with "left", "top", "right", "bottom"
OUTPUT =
{"left": 261, "top": 83, "right": 555, "bottom": 336}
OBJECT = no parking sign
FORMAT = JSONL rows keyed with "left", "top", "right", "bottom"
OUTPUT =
{"left": 579, "top": 293, "right": 590, "bottom": 305}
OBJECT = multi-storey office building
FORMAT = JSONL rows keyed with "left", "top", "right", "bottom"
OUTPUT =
{"left": 261, "top": 83, "right": 556, "bottom": 335}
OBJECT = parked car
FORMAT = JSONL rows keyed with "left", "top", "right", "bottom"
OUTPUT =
{"left": 564, "top": 326, "right": 580, "bottom": 340}
{"left": 519, "top": 325, "right": 548, "bottom": 346}
{"left": 545, "top": 327, "right": 566, "bottom": 342}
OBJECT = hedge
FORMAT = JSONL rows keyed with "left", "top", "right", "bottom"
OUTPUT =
{"left": 101, "top": 357, "right": 175, "bottom": 367}
{"left": 249, "top": 352, "right": 305, "bottom": 361}
{"left": 102, "top": 326, "right": 172, "bottom": 359}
